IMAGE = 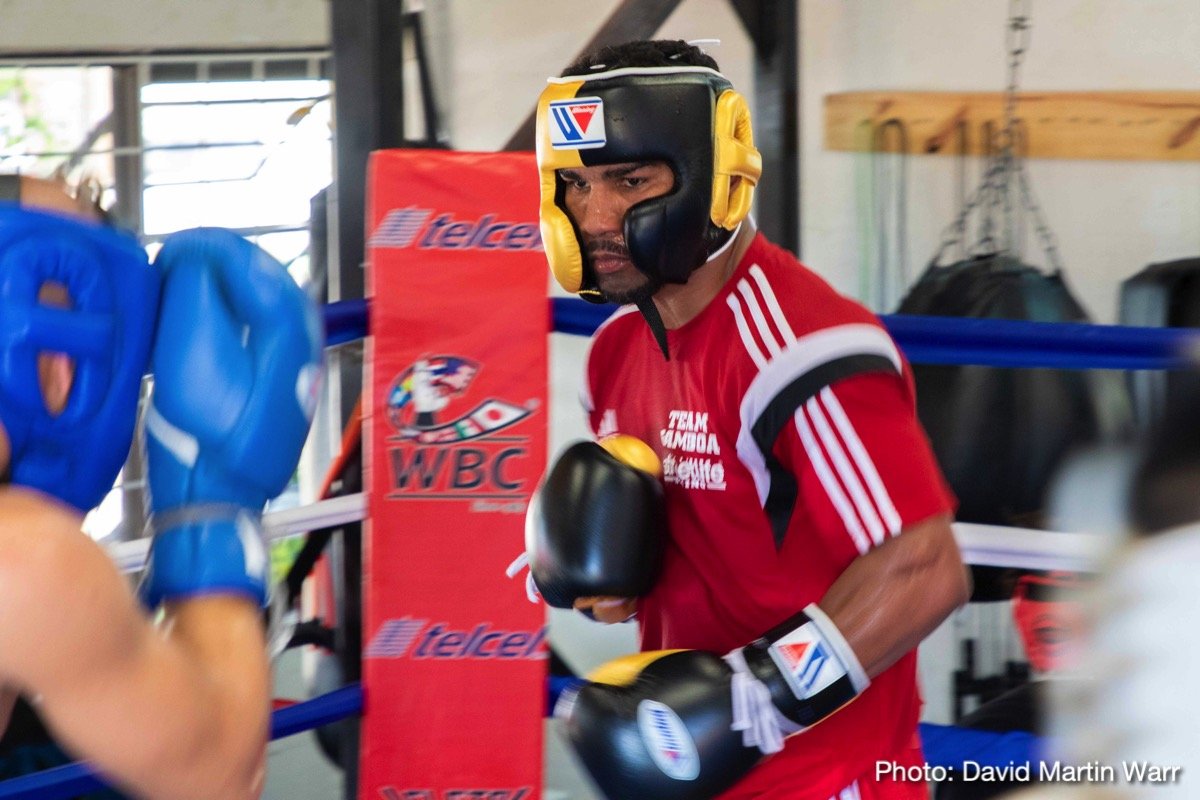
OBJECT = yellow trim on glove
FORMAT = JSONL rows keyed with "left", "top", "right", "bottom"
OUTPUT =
{"left": 587, "top": 649, "right": 687, "bottom": 686}
{"left": 599, "top": 434, "right": 663, "bottom": 478}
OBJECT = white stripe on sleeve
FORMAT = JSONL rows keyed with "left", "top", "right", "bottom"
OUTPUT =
{"left": 794, "top": 406, "right": 870, "bottom": 555}
{"left": 735, "top": 324, "right": 903, "bottom": 506}
{"left": 833, "top": 780, "right": 861, "bottom": 800}
{"left": 806, "top": 395, "right": 885, "bottom": 546}
{"left": 820, "top": 385, "right": 903, "bottom": 535}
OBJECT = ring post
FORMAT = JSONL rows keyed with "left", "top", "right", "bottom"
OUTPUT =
{"left": 362, "top": 150, "right": 548, "bottom": 799}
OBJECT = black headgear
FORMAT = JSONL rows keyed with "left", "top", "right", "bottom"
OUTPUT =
{"left": 536, "top": 66, "right": 761, "bottom": 304}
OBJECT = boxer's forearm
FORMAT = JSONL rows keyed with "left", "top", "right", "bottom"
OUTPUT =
{"left": 0, "top": 490, "right": 268, "bottom": 800}
{"left": 819, "top": 513, "right": 968, "bottom": 678}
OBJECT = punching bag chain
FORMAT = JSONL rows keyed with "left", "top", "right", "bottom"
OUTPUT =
{"left": 930, "top": 0, "right": 1061, "bottom": 272}
{"left": 997, "top": 0, "right": 1031, "bottom": 258}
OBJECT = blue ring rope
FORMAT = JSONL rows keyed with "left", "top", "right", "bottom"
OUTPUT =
{"left": 551, "top": 297, "right": 1200, "bottom": 370}
{"left": 325, "top": 297, "right": 1200, "bottom": 370}
{"left": 324, "top": 298, "right": 369, "bottom": 347}
{"left": 0, "top": 685, "right": 364, "bottom": 799}
{"left": 0, "top": 679, "right": 1043, "bottom": 797}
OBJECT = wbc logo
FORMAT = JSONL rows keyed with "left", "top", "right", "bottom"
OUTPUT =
{"left": 548, "top": 97, "right": 606, "bottom": 150}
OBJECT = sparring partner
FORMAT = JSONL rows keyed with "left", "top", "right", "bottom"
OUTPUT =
{"left": 0, "top": 174, "right": 322, "bottom": 800}
{"left": 526, "top": 41, "right": 969, "bottom": 799}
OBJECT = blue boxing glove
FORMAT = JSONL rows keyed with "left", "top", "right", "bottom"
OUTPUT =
{"left": 0, "top": 203, "right": 159, "bottom": 512}
{"left": 139, "top": 229, "right": 323, "bottom": 608}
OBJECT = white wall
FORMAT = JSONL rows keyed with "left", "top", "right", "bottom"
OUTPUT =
{"left": 438, "top": 0, "right": 754, "bottom": 152}
{"left": 0, "top": 0, "right": 327, "bottom": 54}
{"left": 802, "top": 0, "right": 1200, "bottom": 321}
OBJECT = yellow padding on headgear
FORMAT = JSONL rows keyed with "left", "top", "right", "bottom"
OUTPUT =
{"left": 535, "top": 80, "right": 587, "bottom": 294}
{"left": 587, "top": 650, "right": 687, "bottom": 686}
{"left": 710, "top": 90, "right": 762, "bottom": 230}
{"left": 599, "top": 434, "right": 662, "bottom": 478}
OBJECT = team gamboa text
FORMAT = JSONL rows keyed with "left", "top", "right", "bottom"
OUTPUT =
{"left": 877, "top": 760, "right": 1183, "bottom": 784}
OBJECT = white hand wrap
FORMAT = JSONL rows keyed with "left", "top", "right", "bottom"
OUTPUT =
{"left": 726, "top": 603, "right": 869, "bottom": 754}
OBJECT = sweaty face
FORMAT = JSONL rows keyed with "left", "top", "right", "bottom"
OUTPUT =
{"left": 558, "top": 161, "right": 674, "bottom": 305}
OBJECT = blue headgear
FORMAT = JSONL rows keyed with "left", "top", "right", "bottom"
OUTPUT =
{"left": 0, "top": 202, "right": 160, "bottom": 511}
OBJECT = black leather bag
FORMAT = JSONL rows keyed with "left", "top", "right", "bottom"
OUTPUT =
{"left": 898, "top": 256, "right": 1130, "bottom": 597}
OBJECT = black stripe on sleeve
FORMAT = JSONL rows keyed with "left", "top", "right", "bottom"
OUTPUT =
{"left": 751, "top": 354, "right": 900, "bottom": 550}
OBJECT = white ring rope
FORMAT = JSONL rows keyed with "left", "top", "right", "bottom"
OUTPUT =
{"left": 953, "top": 522, "right": 1101, "bottom": 573}
{"left": 107, "top": 492, "right": 367, "bottom": 574}
{"left": 105, "top": 500, "right": 1097, "bottom": 576}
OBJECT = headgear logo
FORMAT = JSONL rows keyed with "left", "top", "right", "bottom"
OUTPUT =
{"left": 384, "top": 356, "right": 537, "bottom": 507}
{"left": 548, "top": 97, "right": 607, "bottom": 149}
{"left": 370, "top": 207, "right": 542, "bottom": 251}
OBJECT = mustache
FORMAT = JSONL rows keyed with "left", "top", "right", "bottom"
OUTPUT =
{"left": 583, "top": 235, "right": 630, "bottom": 259}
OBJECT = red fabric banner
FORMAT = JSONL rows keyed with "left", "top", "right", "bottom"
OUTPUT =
{"left": 363, "top": 150, "right": 547, "bottom": 800}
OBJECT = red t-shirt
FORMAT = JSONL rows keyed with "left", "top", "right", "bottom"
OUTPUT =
{"left": 583, "top": 233, "right": 955, "bottom": 799}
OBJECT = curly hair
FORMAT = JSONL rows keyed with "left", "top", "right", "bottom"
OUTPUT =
{"left": 561, "top": 39, "right": 719, "bottom": 77}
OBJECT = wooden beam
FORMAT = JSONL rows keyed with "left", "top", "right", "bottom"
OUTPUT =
{"left": 825, "top": 91, "right": 1200, "bottom": 161}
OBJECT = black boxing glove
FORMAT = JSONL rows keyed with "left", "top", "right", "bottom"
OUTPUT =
{"left": 525, "top": 435, "right": 665, "bottom": 609}
{"left": 557, "top": 650, "right": 760, "bottom": 800}
{"left": 556, "top": 605, "right": 870, "bottom": 800}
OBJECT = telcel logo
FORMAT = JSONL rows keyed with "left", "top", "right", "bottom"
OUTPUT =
{"left": 371, "top": 207, "right": 542, "bottom": 251}
{"left": 366, "top": 617, "right": 547, "bottom": 660}
{"left": 379, "top": 789, "right": 531, "bottom": 800}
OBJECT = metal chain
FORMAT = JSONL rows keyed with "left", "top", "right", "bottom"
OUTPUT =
{"left": 998, "top": 0, "right": 1031, "bottom": 161}
{"left": 1006, "top": 0, "right": 1063, "bottom": 270}
{"left": 1017, "top": 160, "right": 1064, "bottom": 271}
{"left": 931, "top": 151, "right": 1004, "bottom": 265}
{"left": 997, "top": 0, "right": 1030, "bottom": 255}
{"left": 930, "top": 0, "right": 1062, "bottom": 270}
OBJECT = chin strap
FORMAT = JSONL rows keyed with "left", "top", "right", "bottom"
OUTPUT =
{"left": 618, "top": 221, "right": 747, "bottom": 362}
{"left": 636, "top": 298, "right": 671, "bottom": 361}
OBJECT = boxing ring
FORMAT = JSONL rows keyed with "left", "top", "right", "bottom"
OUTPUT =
{"left": 3, "top": 151, "right": 1197, "bottom": 798}
{"left": 0, "top": 299, "right": 1188, "bottom": 798}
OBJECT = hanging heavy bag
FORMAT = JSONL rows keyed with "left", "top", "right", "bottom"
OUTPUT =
{"left": 897, "top": 255, "right": 1129, "bottom": 598}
